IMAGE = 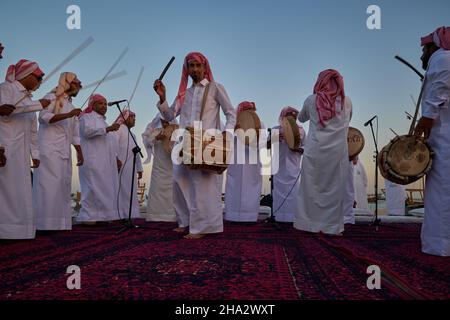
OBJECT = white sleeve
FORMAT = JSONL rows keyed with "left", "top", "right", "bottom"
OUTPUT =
{"left": 216, "top": 83, "right": 236, "bottom": 131}
{"left": 136, "top": 151, "right": 144, "bottom": 172}
{"left": 141, "top": 125, "right": 155, "bottom": 165}
{"left": 157, "top": 100, "right": 178, "bottom": 122}
{"left": 115, "top": 129, "right": 126, "bottom": 163}
{"left": 72, "top": 117, "right": 81, "bottom": 145}
{"left": 422, "top": 69, "right": 450, "bottom": 119}
{"left": 80, "top": 115, "right": 107, "bottom": 138}
{"left": 0, "top": 83, "right": 15, "bottom": 105}
{"left": 30, "top": 114, "right": 40, "bottom": 160}
{"left": 298, "top": 98, "right": 310, "bottom": 123}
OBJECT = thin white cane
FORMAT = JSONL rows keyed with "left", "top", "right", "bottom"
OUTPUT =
{"left": 80, "top": 47, "right": 129, "bottom": 108}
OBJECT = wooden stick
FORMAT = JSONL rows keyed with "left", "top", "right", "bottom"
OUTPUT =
{"left": 44, "top": 36, "right": 94, "bottom": 82}
{"left": 81, "top": 70, "right": 127, "bottom": 91}
{"left": 408, "top": 75, "right": 428, "bottom": 135}
{"left": 80, "top": 47, "right": 129, "bottom": 108}
{"left": 390, "top": 128, "right": 400, "bottom": 137}
{"left": 13, "top": 36, "right": 95, "bottom": 108}
{"left": 395, "top": 55, "right": 424, "bottom": 80}
{"left": 159, "top": 56, "right": 175, "bottom": 81}
{"left": 128, "top": 67, "right": 145, "bottom": 105}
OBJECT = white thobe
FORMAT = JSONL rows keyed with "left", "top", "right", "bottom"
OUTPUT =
{"left": 343, "top": 162, "right": 355, "bottom": 225}
{"left": 224, "top": 127, "right": 266, "bottom": 222}
{"left": 77, "top": 112, "right": 120, "bottom": 222}
{"left": 353, "top": 160, "right": 370, "bottom": 215}
{"left": 420, "top": 49, "right": 450, "bottom": 256}
{"left": 33, "top": 93, "right": 80, "bottom": 230}
{"left": 294, "top": 95, "right": 352, "bottom": 235}
{"left": 272, "top": 125, "right": 305, "bottom": 223}
{"left": 142, "top": 123, "right": 177, "bottom": 222}
{"left": 0, "top": 80, "right": 41, "bottom": 239}
{"left": 114, "top": 125, "right": 143, "bottom": 219}
{"left": 157, "top": 79, "right": 236, "bottom": 234}
{"left": 385, "top": 180, "right": 406, "bottom": 216}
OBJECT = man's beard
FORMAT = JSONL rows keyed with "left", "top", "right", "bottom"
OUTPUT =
{"left": 67, "top": 89, "right": 80, "bottom": 97}
{"left": 422, "top": 58, "right": 428, "bottom": 71}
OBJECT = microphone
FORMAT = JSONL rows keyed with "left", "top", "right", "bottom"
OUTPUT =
{"left": 107, "top": 99, "right": 127, "bottom": 106}
{"left": 364, "top": 115, "right": 377, "bottom": 127}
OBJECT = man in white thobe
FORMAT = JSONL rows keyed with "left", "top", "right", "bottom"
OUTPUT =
{"left": 142, "top": 115, "right": 177, "bottom": 222}
{"left": 114, "top": 110, "right": 143, "bottom": 220}
{"left": 0, "top": 59, "right": 51, "bottom": 239}
{"left": 415, "top": 26, "right": 450, "bottom": 256}
{"left": 225, "top": 101, "right": 264, "bottom": 222}
{"left": 33, "top": 72, "right": 84, "bottom": 230}
{"left": 385, "top": 179, "right": 407, "bottom": 216}
{"left": 77, "top": 94, "right": 122, "bottom": 223}
{"left": 294, "top": 69, "right": 352, "bottom": 235}
{"left": 0, "top": 42, "right": 13, "bottom": 167}
{"left": 343, "top": 159, "right": 356, "bottom": 225}
{"left": 353, "top": 157, "right": 370, "bottom": 215}
{"left": 272, "top": 107, "right": 305, "bottom": 223}
{"left": 153, "top": 52, "right": 236, "bottom": 239}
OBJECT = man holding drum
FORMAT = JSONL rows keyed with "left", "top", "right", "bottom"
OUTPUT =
{"left": 0, "top": 42, "right": 10, "bottom": 168}
{"left": 415, "top": 26, "right": 450, "bottom": 256}
{"left": 224, "top": 101, "right": 264, "bottom": 222}
{"left": 153, "top": 52, "right": 236, "bottom": 239}
{"left": 142, "top": 115, "right": 178, "bottom": 223}
{"left": 272, "top": 106, "right": 305, "bottom": 223}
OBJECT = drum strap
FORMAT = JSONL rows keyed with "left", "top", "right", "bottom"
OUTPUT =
{"left": 199, "top": 82, "right": 221, "bottom": 130}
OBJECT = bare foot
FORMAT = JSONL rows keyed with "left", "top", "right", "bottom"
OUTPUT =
{"left": 173, "top": 227, "right": 187, "bottom": 233}
{"left": 184, "top": 233, "right": 206, "bottom": 239}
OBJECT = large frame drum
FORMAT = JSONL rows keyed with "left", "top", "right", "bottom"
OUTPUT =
{"left": 281, "top": 116, "right": 301, "bottom": 150}
{"left": 348, "top": 127, "right": 365, "bottom": 158}
{"left": 180, "top": 127, "right": 230, "bottom": 174}
{"left": 377, "top": 135, "right": 433, "bottom": 185}
{"left": 235, "top": 110, "right": 261, "bottom": 146}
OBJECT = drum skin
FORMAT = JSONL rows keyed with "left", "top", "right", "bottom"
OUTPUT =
{"left": 348, "top": 127, "right": 365, "bottom": 158}
{"left": 235, "top": 110, "right": 261, "bottom": 146}
{"left": 378, "top": 135, "right": 434, "bottom": 185}
{"left": 181, "top": 127, "right": 229, "bottom": 174}
{"left": 282, "top": 116, "right": 301, "bottom": 150}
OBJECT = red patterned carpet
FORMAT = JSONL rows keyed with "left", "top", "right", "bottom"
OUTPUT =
{"left": 0, "top": 220, "right": 448, "bottom": 300}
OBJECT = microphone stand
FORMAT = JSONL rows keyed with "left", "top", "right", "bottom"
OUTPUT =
{"left": 366, "top": 117, "right": 381, "bottom": 229}
{"left": 110, "top": 100, "right": 144, "bottom": 234}
{"left": 264, "top": 128, "right": 282, "bottom": 230}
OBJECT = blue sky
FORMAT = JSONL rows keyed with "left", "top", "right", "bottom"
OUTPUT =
{"left": 1, "top": 0, "right": 449, "bottom": 193}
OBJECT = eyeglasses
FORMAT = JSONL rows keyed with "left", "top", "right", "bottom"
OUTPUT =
{"left": 32, "top": 74, "right": 44, "bottom": 82}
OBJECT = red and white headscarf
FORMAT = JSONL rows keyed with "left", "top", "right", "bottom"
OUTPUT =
{"left": 51, "top": 72, "right": 77, "bottom": 114}
{"left": 175, "top": 52, "right": 214, "bottom": 114}
{"left": 313, "top": 69, "right": 345, "bottom": 127}
{"left": 5, "top": 59, "right": 44, "bottom": 83}
{"left": 80, "top": 94, "right": 106, "bottom": 117}
{"left": 237, "top": 101, "right": 256, "bottom": 114}
{"left": 421, "top": 26, "right": 450, "bottom": 50}
{"left": 278, "top": 106, "right": 299, "bottom": 126}
{"left": 114, "top": 109, "right": 136, "bottom": 125}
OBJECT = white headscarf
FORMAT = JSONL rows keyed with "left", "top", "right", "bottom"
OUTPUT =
{"left": 51, "top": 72, "right": 77, "bottom": 114}
{"left": 141, "top": 114, "right": 178, "bottom": 164}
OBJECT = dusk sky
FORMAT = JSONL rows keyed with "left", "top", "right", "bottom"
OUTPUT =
{"left": 1, "top": 0, "right": 449, "bottom": 194}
